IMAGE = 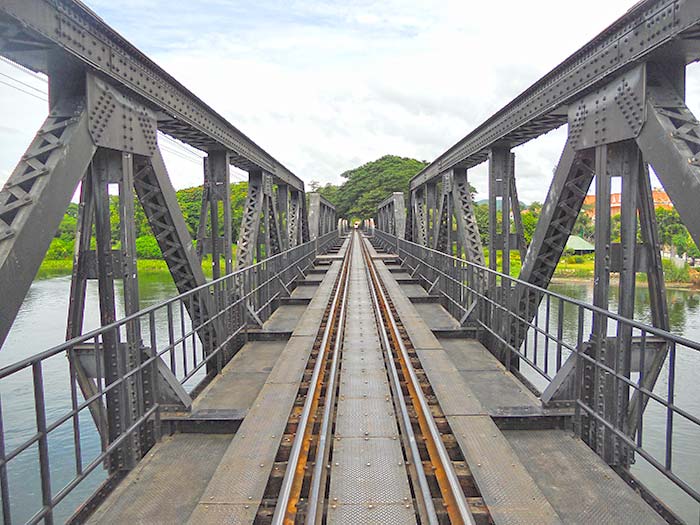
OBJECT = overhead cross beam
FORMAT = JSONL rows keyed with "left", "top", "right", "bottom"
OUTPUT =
{"left": 409, "top": 0, "right": 700, "bottom": 191}
{"left": 0, "top": 0, "right": 304, "bottom": 191}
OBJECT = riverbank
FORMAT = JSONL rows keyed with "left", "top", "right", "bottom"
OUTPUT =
{"left": 37, "top": 258, "right": 221, "bottom": 280}
{"left": 37, "top": 251, "right": 699, "bottom": 288}
{"left": 484, "top": 251, "right": 699, "bottom": 287}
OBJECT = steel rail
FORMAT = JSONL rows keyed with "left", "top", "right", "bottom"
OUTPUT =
{"left": 305, "top": 236, "right": 353, "bottom": 525}
{"left": 360, "top": 234, "right": 476, "bottom": 525}
{"left": 358, "top": 231, "right": 439, "bottom": 524}
{"left": 271, "top": 235, "right": 353, "bottom": 525}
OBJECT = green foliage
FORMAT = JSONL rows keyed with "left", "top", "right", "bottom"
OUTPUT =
{"left": 663, "top": 258, "right": 690, "bottom": 283}
{"left": 135, "top": 235, "right": 162, "bottom": 259}
{"left": 474, "top": 203, "right": 490, "bottom": 246}
{"left": 46, "top": 238, "right": 74, "bottom": 260}
{"left": 321, "top": 155, "right": 428, "bottom": 220}
{"left": 521, "top": 209, "right": 539, "bottom": 244}
{"left": 573, "top": 208, "right": 594, "bottom": 241}
{"left": 45, "top": 181, "right": 249, "bottom": 262}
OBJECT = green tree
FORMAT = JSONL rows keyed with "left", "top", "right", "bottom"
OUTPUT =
{"left": 331, "top": 155, "right": 428, "bottom": 220}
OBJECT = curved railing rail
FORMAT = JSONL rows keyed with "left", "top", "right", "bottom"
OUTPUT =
{"left": 373, "top": 229, "right": 699, "bottom": 523}
{"left": 0, "top": 230, "right": 338, "bottom": 525}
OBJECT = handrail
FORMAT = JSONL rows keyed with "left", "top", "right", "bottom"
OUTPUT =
{"left": 0, "top": 229, "right": 339, "bottom": 524}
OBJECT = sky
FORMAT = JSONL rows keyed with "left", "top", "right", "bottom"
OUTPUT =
{"left": 1, "top": 0, "right": 700, "bottom": 203}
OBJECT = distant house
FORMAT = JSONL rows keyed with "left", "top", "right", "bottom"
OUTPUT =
{"left": 566, "top": 235, "right": 595, "bottom": 254}
{"left": 582, "top": 188, "right": 672, "bottom": 219}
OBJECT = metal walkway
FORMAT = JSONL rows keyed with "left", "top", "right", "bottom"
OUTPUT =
{"left": 86, "top": 232, "right": 665, "bottom": 524}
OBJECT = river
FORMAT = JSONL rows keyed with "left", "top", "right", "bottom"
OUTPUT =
{"left": 0, "top": 272, "right": 698, "bottom": 523}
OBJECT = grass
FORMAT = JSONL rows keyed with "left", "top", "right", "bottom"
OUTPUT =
{"left": 480, "top": 250, "right": 695, "bottom": 284}
{"left": 38, "top": 245, "right": 696, "bottom": 285}
{"left": 37, "top": 249, "right": 238, "bottom": 280}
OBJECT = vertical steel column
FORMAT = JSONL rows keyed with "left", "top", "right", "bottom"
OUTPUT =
{"left": 614, "top": 141, "right": 640, "bottom": 465}
{"left": 65, "top": 174, "right": 109, "bottom": 440}
{"left": 236, "top": 170, "right": 264, "bottom": 267}
{"left": 489, "top": 146, "right": 511, "bottom": 367}
{"left": 413, "top": 187, "right": 428, "bottom": 246}
{"left": 288, "top": 189, "right": 302, "bottom": 247}
{"left": 308, "top": 193, "right": 321, "bottom": 240}
{"left": 199, "top": 151, "right": 233, "bottom": 278}
{"left": 451, "top": 168, "right": 484, "bottom": 265}
{"left": 509, "top": 160, "right": 528, "bottom": 261}
{"left": 117, "top": 151, "right": 152, "bottom": 453}
{"left": 586, "top": 144, "right": 613, "bottom": 462}
{"left": 488, "top": 147, "right": 510, "bottom": 280}
{"left": 278, "top": 184, "right": 289, "bottom": 251}
{"left": 627, "top": 160, "right": 671, "bottom": 432}
{"left": 426, "top": 182, "right": 437, "bottom": 248}
{"left": 392, "top": 193, "right": 406, "bottom": 239}
{"left": 92, "top": 151, "right": 138, "bottom": 471}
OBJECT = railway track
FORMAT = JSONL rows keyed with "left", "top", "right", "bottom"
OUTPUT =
{"left": 255, "top": 230, "right": 493, "bottom": 525}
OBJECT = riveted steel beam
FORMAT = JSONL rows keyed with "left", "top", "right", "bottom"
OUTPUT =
{"left": 308, "top": 193, "right": 337, "bottom": 240}
{"left": 637, "top": 64, "right": 700, "bottom": 248}
{"left": 196, "top": 151, "right": 233, "bottom": 279}
{"left": 410, "top": 0, "right": 700, "bottom": 191}
{"left": 0, "top": 97, "right": 96, "bottom": 349}
{"left": 0, "top": 0, "right": 304, "bottom": 191}
{"left": 377, "top": 192, "right": 406, "bottom": 239}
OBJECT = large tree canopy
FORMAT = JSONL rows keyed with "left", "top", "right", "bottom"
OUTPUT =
{"left": 317, "top": 155, "right": 427, "bottom": 220}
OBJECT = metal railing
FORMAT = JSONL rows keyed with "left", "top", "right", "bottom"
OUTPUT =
{"left": 0, "top": 230, "right": 338, "bottom": 524}
{"left": 373, "top": 229, "right": 700, "bottom": 522}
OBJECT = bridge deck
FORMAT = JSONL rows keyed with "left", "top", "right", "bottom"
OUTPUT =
{"left": 88, "top": 235, "right": 664, "bottom": 525}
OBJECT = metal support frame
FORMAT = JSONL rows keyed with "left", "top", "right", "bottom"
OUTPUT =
{"left": 196, "top": 151, "right": 233, "bottom": 279}
{"left": 417, "top": 169, "right": 484, "bottom": 267}
{"left": 307, "top": 193, "right": 337, "bottom": 241}
{"left": 377, "top": 192, "right": 406, "bottom": 239}
{"left": 0, "top": 97, "right": 96, "bottom": 348}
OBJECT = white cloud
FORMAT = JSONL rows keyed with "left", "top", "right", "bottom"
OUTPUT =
{"left": 1, "top": 0, "right": 700, "bottom": 205}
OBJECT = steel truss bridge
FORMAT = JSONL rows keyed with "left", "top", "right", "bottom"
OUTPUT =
{"left": 0, "top": 0, "right": 699, "bottom": 524}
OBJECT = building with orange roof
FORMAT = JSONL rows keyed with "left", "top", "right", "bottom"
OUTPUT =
{"left": 582, "top": 188, "right": 672, "bottom": 219}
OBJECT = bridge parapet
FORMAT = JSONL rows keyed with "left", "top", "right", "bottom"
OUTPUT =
{"left": 0, "top": 232, "right": 340, "bottom": 524}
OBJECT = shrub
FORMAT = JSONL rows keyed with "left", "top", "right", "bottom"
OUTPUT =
{"left": 45, "top": 238, "right": 74, "bottom": 260}
{"left": 135, "top": 235, "right": 162, "bottom": 259}
{"left": 662, "top": 258, "right": 690, "bottom": 283}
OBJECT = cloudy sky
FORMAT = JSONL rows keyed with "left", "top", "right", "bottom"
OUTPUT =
{"left": 1, "top": 0, "right": 699, "bottom": 203}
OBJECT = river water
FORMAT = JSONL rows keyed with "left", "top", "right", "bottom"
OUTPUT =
{"left": 1, "top": 273, "right": 699, "bottom": 523}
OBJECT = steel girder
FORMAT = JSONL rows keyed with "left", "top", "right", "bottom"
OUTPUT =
{"left": 452, "top": 168, "right": 485, "bottom": 266}
{"left": 235, "top": 171, "right": 292, "bottom": 268}
{"left": 515, "top": 141, "right": 594, "bottom": 303}
{"left": 409, "top": 0, "right": 700, "bottom": 191}
{"left": 433, "top": 175, "right": 452, "bottom": 253}
{"left": 377, "top": 193, "right": 405, "bottom": 239}
{"left": 196, "top": 151, "right": 233, "bottom": 279}
{"left": 235, "top": 171, "right": 266, "bottom": 268}
{"left": 307, "top": 193, "right": 337, "bottom": 240}
{"left": 637, "top": 65, "right": 700, "bottom": 249}
{"left": 134, "top": 149, "right": 225, "bottom": 378}
{"left": 412, "top": 187, "right": 428, "bottom": 246}
{"left": 277, "top": 184, "right": 289, "bottom": 251}
{"left": 288, "top": 189, "right": 304, "bottom": 247}
{"left": 0, "top": 0, "right": 305, "bottom": 191}
{"left": 427, "top": 170, "right": 484, "bottom": 265}
{"left": 0, "top": 98, "right": 96, "bottom": 349}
